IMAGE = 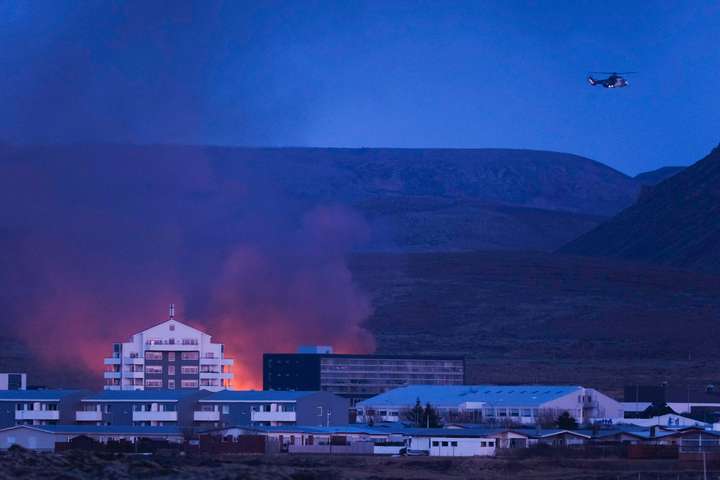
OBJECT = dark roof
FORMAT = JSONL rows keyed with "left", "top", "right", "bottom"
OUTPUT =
{"left": 80, "top": 389, "right": 206, "bottom": 402}
{"left": 263, "top": 353, "right": 465, "bottom": 361}
{"left": 0, "top": 389, "right": 84, "bottom": 401}
{"left": 200, "top": 390, "right": 319, "bottom": 402}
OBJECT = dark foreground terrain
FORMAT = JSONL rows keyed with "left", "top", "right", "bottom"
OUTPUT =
{"left": 0, "top": 449, "right": 716, "bottom": 480}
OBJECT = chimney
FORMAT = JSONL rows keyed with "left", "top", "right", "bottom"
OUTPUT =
{"left": 169, "top": 304, "right": 175, "bottom": 320}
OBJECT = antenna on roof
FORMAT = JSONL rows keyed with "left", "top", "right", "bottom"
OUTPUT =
{"left": 169, "top": 304, "right": 175, "bottom": 320}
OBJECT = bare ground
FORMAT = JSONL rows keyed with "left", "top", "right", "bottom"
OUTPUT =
{"left": 0, "top": 449, "right": 716, "bottom": 480}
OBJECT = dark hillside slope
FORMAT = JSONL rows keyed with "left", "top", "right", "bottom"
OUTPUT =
{"left": 561, "top": 145, "right": 720, "bottom": 272}
{"left": 634, "top": 166, "right": 684, "bottom": 185}
{"left": 0, "top": 145, "right": 639, "bottom": 252}
{"left": 351, "top": 251, "right": 720, "bottom": 393}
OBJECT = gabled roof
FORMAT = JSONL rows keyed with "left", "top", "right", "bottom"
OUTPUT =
{"left": 0, "top": 389, "right": 84, "bottom": 401}
{"left": 357, "top": 385, "right": 581, "bottom": 408}
{"left": 199, "top": 390, "right": 319, "bottom": 402}
{"left": 81, "top": 389, "right": 206, "bottom": 402}
{"left": 0, "top": 424, "right": 182, "bottom": 435}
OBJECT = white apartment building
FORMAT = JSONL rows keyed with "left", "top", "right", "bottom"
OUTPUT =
{"left": 103, "top": 306, "right": 233, "bottom": 391}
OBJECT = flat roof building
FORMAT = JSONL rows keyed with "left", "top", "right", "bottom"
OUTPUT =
{"left": 356, "top": 384, "right": 623, "bottom": 425}
{"left": 263, "top": 349, "right": 465, "bottom": 405}
{"left": 103, "top": 305, "right": 233, "bottom": 391}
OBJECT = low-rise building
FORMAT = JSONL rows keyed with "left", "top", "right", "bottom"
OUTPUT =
{"left": 0, "top": 424, "right": 184, "bottom": 451}
{"left": 623, "top": 385, "right": 720, "bottom": 422}
{"left": 75, "top": 390, "right": 211, "bottom": 427}
{"left": 193, "top": 390, "right": 349, "bottom": 427}
{"left": 0, "top": 373, "right": 26, "bottom": 391}
{"left": 356, "top": 384, "right": 623, "bottom": 425}
{"left": 0, "top": 390, "right": 86, "bottom": 428}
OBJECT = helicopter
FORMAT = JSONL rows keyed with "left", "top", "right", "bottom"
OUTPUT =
{"left": 587, "top": 72, "right": 635, "bottom": 88}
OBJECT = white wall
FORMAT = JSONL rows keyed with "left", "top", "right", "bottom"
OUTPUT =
{"left": 409, "top": 436, "right": 496, "bottom": 456}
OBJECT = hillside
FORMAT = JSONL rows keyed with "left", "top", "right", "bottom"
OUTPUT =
{"left": 634, "top": 166, "right": 685, "bottom": 185}
{"left": 561, "top": 145, "right": 720, "bottom": 272}
{"left": 350, "top": 251, "right": 720, "bottom": 394}
{"left": 0, "top": 144, "right": 639, "bottom": 253}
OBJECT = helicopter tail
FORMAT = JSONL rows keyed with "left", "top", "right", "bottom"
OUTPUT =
{"left": 587, "top": 76, "right": 598, "bottom": 86}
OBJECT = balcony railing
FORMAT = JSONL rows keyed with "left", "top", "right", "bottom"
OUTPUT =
{"left": 76, "top": 411, "right": 103, "bottom": 421}
{"left": 16, "top": 410, "right": 60, "bottom": 421}
{"left": 104, "top": 372, "right": 121, "bottom": 379}
{"left": 132, "top": 411, "right": 178, "bottom": 422}
{"left": 103, "top": 357, "right": 121, "bottom": 365}
{"left": 250, "top": 411, "right": 296, "bottom": 422}
{"left": 193, "top": 411, "right": 220, "bottom": 421}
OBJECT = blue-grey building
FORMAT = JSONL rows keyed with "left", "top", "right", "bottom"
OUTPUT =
{"left": 0, "top": 390, "right": 86, "bottom": 428}
{"left": 75, "top": 389, "right": 212, "bottom": 427}
{"left": 193, "top": 390, "right": 350, "bottom": 428}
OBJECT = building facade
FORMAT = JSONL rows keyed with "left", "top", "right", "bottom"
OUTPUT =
{"left": 75, "top": 390, "right": 211, "bottom": 427}
{"left": 193, "top": 390, "right": 350, "bottom": 428}
{"left": 0, "top": 390, "right": 86, "bottom": 428}
{"left": 263, "top": 350, "right": 465, "bottom": 404}
{"left": 103, "top": 306, "right": 233, "bottom": 391}
{"left": 356, "top": 385, "right": 623, "bottom": 425}
{"left": 0, "top": 373, "right": 26, "bottom": 391}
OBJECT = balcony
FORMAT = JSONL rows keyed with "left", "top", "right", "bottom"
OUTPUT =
{"left": 132, "top": 411, "right": 178, "bottom": 422}
{"left": 123, "top": 371, "right": 144, "bottom": 379}
{"left": 76, "top": 411, "right": 102, "bottom": 422}
{"left": 16, "top": 410, "right": 60, "bottom": 421}
{"left": 104, "top": 357, "right": 121, "bottom": 365}
{"left": 250, "top": 411, "right": 296, "bottom": 422}
{"left": 104, "top": 372, "right": 121, "bottom": 379}
{"left": 124, "top": 357, "right": 144, "bottom": 364}
{"left": 193, "top": 411, "right": 220, "bottom": 422}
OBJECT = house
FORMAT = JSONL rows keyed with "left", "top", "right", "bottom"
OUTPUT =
{"left": 103, "top": 305, "right": 233, "bottom": 391}
{"left": 356, "top": 385, "right": 623, "bottom": 425}
{"left": 0, "top": 390, "right": 86, "bottom": 428}
{"left": 0, "top": 424, "right": 184, "bottom": 451}
{"left": 193, "top": 390, "right": 349, "bottom": 427}
{"left": 75, "top": 389, "right": 211, "bottom": 427}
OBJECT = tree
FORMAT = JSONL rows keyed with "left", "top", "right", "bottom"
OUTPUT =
{"left": 403, "top": 399, "right": 443, "bottom": 428}
{"left": 404, "top": 398, "right": 425, "bottom": 427}
{"left": 423, "top": 402, "right": 442, "bottom": 428}
{"left": 557, "top": 411, "right": 578, "bottom": 429}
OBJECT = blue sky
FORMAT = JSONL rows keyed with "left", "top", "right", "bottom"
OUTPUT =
{"left": 1, "top": 0, "right": 719, "bottom": 174}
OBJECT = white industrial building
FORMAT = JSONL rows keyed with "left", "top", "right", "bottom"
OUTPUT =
{"left": 103, "top": 305, "right": 233, "bottom": 391}
{"left": 356, "top": 384, "right": 623, "bottom": 425}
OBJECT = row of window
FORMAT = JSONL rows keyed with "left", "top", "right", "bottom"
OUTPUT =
{"left": 145, "top": 365, "right": 199, "bottom": 375}
{"left": 15, "top": 403, "right": 58, "bottom": 411}
{"left": 144, "top": 351, "right": 200, "bottom": 361}
{"left": 144, "top": 379, "right": 199, "bottom": 388}
{"left": 133, "top": 403, "right": 176, "bottom": 412}
{"left": 145, "top": 338, "right": 199, "bottom": 346}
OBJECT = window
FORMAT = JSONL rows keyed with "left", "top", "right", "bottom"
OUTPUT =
{"left": 432, "top": 441, "right": 439, "bottom": 447}
{"left": 169, "top": 324, "right": 175, "bottom": 331}
{"left": 144, "top": 379, "right": 162, "bottom": 388}
{"left": 181, "top": 366, "right": 199, "bottom": 375}
{"left": 45, "top": 403, "right": 58, "bottom": 411}
{"left": 145, "top": 365, "right": 163, "bottom": 374}
{"left": 222, "top": 404, "right": 230, "bottom": 414}
{"left": 181, "top": 380, "right": 198, "bottom": 388}
{"left": 441, "top": 441, "right": 449, "bottom": 447}
{"left": 451, "top": 441, "right": 458, "bottom": 447}
{"left": 488, "top": 441, "right": 495, "bottom": 447}
{"left": 168, "top": 352, "right": 175, "bottom": 362}
{"left": 510, "top": 408, "right": 520, "bottom": 417}
{"left": 145, "top": 351, "right": 162, "bottom": 360}
{"left": 133, "top": 404, "right": 152, "bottom": 412}
{"left": 521, "top": 408, "right": 532, "bottom": 417}
{"left": 168, "top": 379, "right": 175, "bottom": 390}
{"left": 168, "top": 366, "right": 175, "bottom": 376}
{"left": 497, "top": 408, "right": 507, "bottom": 417}
{"left": 181, "top": 352, "right": 199, "bottom": 361}
{"left": 103, "top": 405, "right": 112, "bottom": 414}
{"left": 161, "top": 403, "right": 176, "bottom": 412}
{"left": 480, "top": 441, "right": 487, "bottom": 447}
